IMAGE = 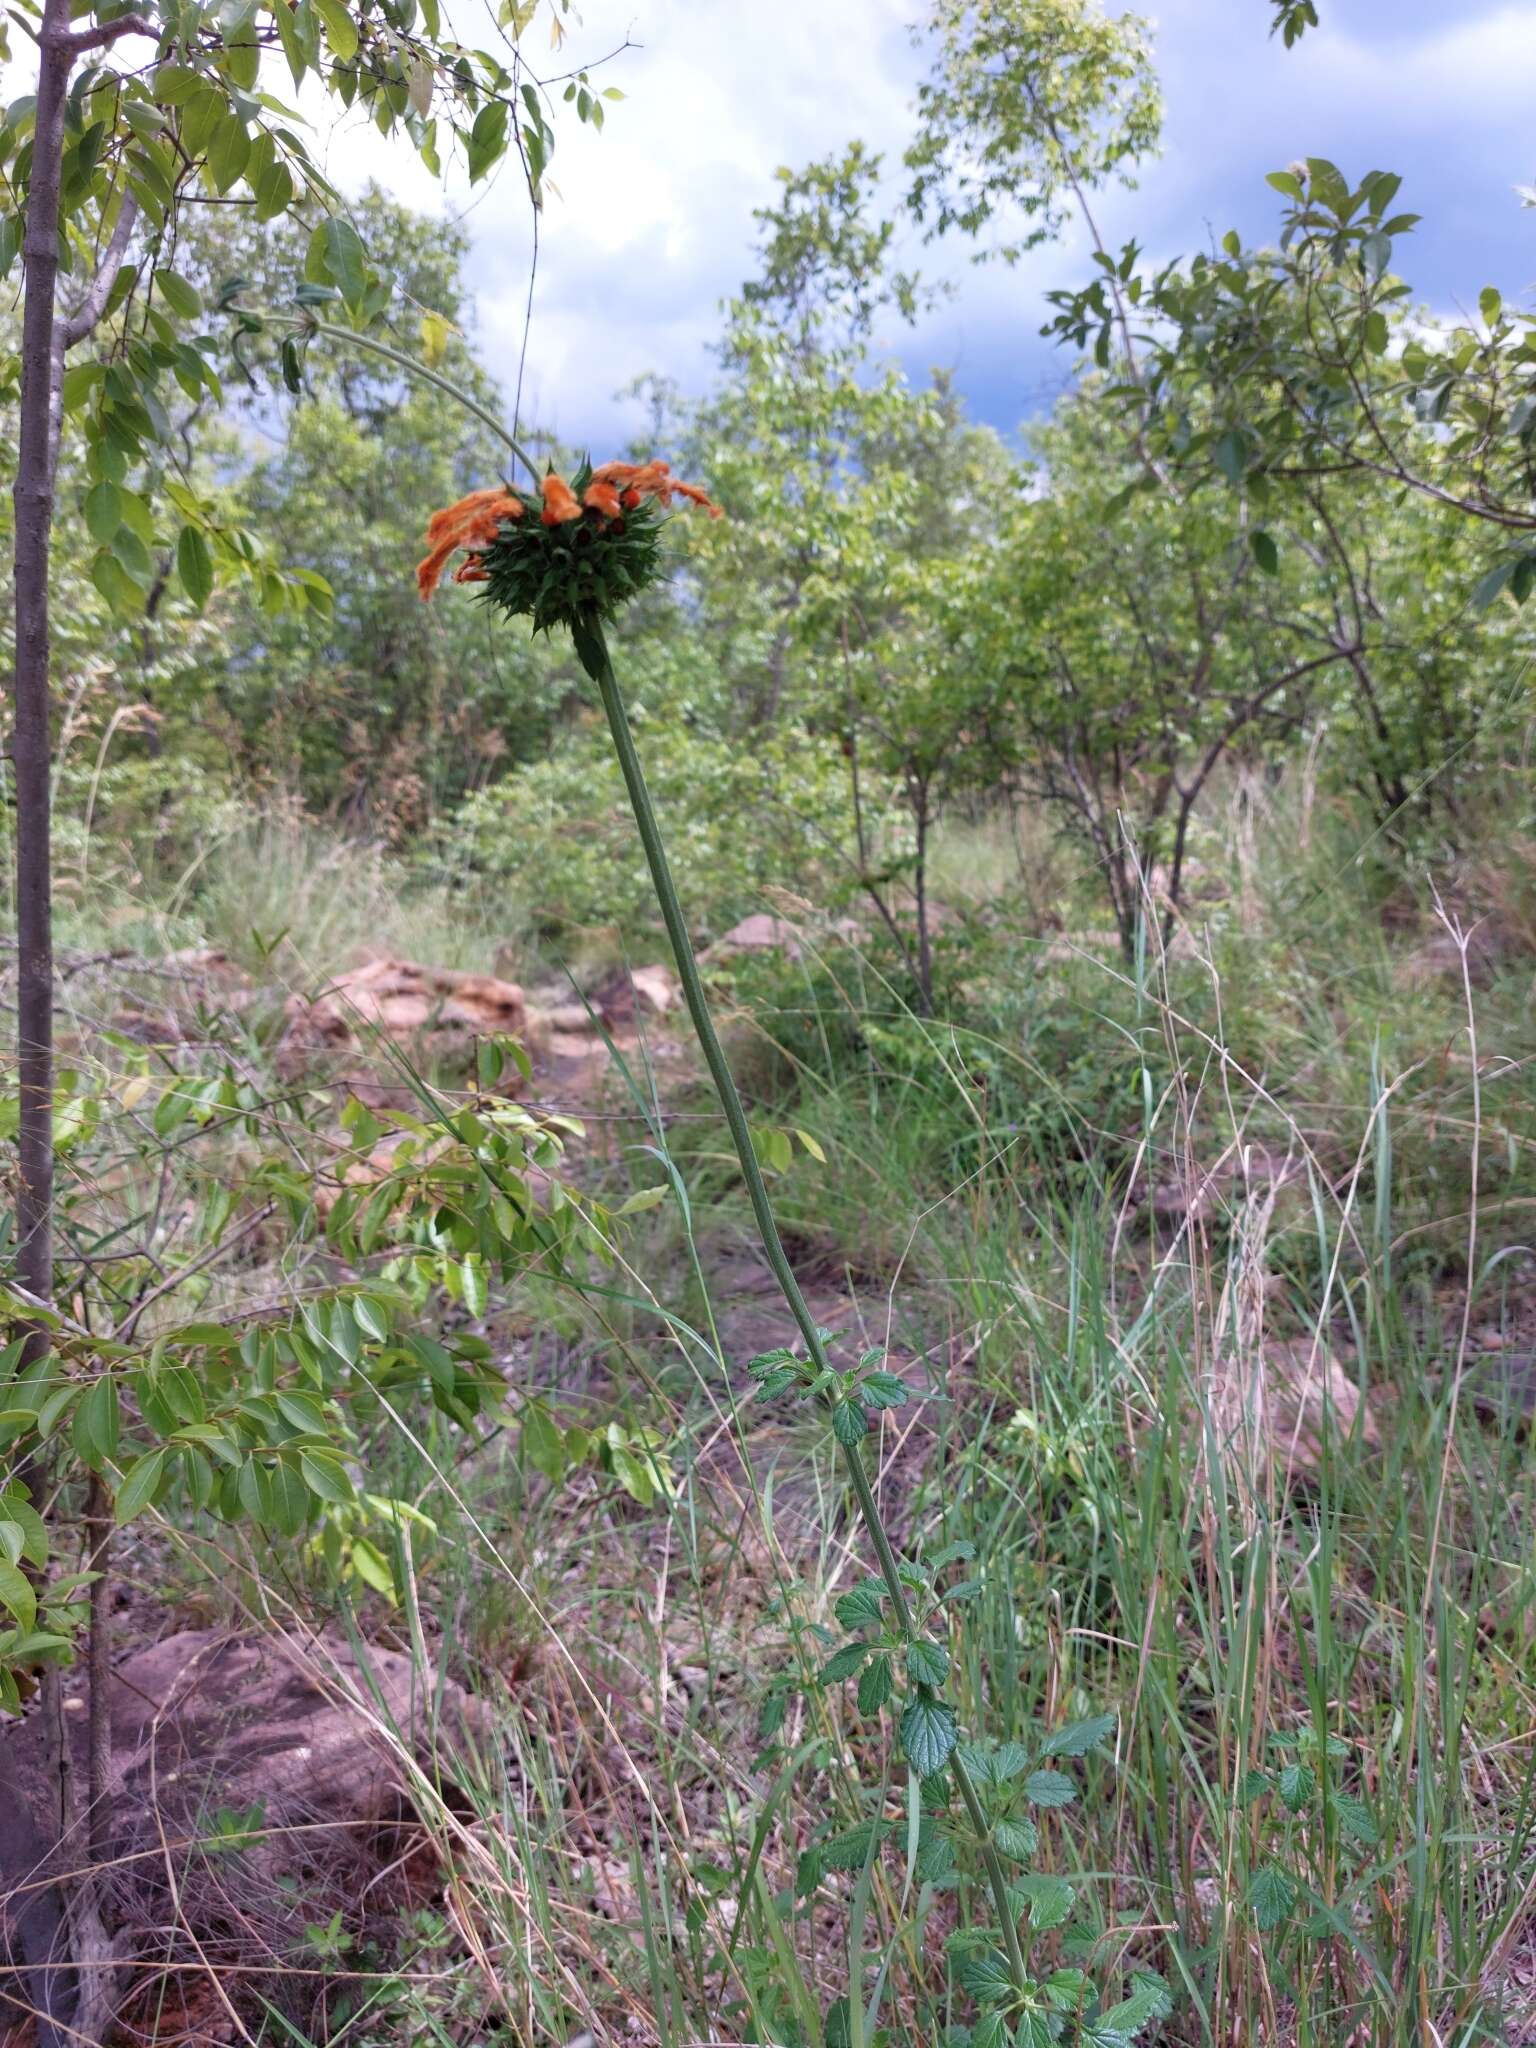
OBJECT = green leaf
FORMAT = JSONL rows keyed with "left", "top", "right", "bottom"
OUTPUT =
{"left": 466, "top": 101, "right": 508, "bottom": 184}
{"left": 114, "top": 1447, "right": 167, "bottom": 1524}
{"left": 0, "top": 1559, "right": 37, "bottom": 1631}
{"left": 835, "top": 1581, "right": 885, "bottom": 1629}
{"left": 901, "top": 1694, "right": 958, "bottom": 1778}
{"left": 274, "top": 1390, "right": 329, "bottom": 1434}
{"left": 153, "top": 268, "right": 202, "bottom": 321}
{"left": 207, "top": 114, "right": 251, "bottom": 195}
{"left": 1089, "top": 1975, "right": 1173, "bottom": 2046}
{"left": 310, "top": 216, "right": 368, "bottom": 311}
{"left": 1249, "top": 528, "right": 1279, "bottom": 576}
{"left": 298, "top": 1450, "right": 355, "bottom": 1503}
{"left": 0, "top": 1499, "right": 46, "bottom": 1570}
{"left": 1277, "top": 1762, "right": 1315, "bottom": 1811}
{"left": 1471, "top": 558, "right": 1515, "bottom": 612}
{"left": 906, "top": 1638, "right": 950, "bottom": 1687}
{"left": 1013, "top": 1871, "right": 1075, "bottom": 1932}
{"left": 993, "top": 1816, "right": 1039, "bottom": 1861}
{"left": 313, "top": 0, "right": 359, "bottom": 60}
{"left": 831, "top": 1401, "right": 868, "bottom": 1447}
{"left": 1023, "top": 1769, "right": 1077, "bottom": 1808}
{"left": 349, "top": 1536, "right": 395, "bottom": 1598}
{"left": 1249, "top": 1863, "right": 1298, "bottom": 1930}
{"left": 819, "top": 1643, "right": 867, "bottom": 1685}
{"left": 1480, "top": 285, "right": 1503, "bottom": 327}
{"left": 461, "top": 1254, "right": 488, "bottom": 1317}
{"left": 862, "top": 1370, "right": 910, "bottom": 1409}
{"left": 91, "top": 549, "right": 142, "bottom": 616}
{"left": 1214, "top": 428, "right": 1248, "bottom": 484}
{"left": 1332, "top": 1792, "right": 1378, "bottom": 1844}
{"left": 857, "top": 1654, "right": 893, "bottom": 1714}
{"left": 959, "top": 1949, "right": 1013, "bottom": 2005}
{"left": 1038, "top": 1713, "right": 1116, "bottom": 1758}
{"left": 177, "top": 524, "right": 214, "bottom": 608}
{"left": 84, "top": 479, "right": 122, "bottom": 543}
{"left": 820, "top": 1818, "right": 888, "bottom": 1870}
{"left": 76, "top": 1374, "right": 121, "bottom": 1465}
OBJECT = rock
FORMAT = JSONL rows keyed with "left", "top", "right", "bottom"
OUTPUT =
{"left": 580, "top": 963, "right": 680, "bottom": 1025}
{"left": 709, "top": 913, "right": 805, "bottom": 960}
{"left": 1147, "top": 1144, "right": 1301, "bottom": 1228}
{"left": 1211, "top": 1338, "right": 1381, "bottom": 1492}
{"left": 282, "top": 955, "right": 526, "bottom": 1069}
{"left": 2, "top": 1629, "right": 485, "bottom": 2040}
{"left": 1394, "top": 918, "right": 1513, "bottom": 991}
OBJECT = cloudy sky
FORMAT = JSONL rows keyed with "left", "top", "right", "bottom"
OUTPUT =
{"left": 333, "top": 0, "right": 1536, "bottom": 454}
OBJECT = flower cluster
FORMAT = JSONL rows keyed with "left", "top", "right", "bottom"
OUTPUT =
{"left": 417, "top": 458, "right": 720, "bottom": 633}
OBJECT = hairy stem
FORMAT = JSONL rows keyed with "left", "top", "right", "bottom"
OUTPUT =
{"left": 286, "top": 316, "right": 543, "bottom": 486}
{"left": 573, "top": 615, "right": 1028, "bottom": 1993}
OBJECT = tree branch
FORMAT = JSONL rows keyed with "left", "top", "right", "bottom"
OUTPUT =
{"left": 60, "top": 193, "right": 140, "bottom": 349}
{"left": 54, "top": 12, "right": 157, "bottom": 54}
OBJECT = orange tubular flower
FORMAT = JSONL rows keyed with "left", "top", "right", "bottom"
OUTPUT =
{"left": 583, "top": 481, "right": 624, "bottom": 520}
{"left": 417, "top": 489, "right": 523, "bottom": 599}
{"left": 541, "top": 473, "right": 583, "bottom": 526}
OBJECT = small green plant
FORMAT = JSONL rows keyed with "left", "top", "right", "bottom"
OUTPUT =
{"left": 1241, "top": 1726, "right": 1383, "bottom": 1946}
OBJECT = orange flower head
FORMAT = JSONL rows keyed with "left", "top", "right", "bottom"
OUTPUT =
{"left": 416, "top": 455, "right": 721, "bottom": 627}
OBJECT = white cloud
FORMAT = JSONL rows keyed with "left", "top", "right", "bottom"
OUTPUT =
{"left": 283, "top": 0, "right": 1536, "bottom": 448}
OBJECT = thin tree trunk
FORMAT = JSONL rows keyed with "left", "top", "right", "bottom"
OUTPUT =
{"left": 11, "top": 0, "right": 73, "bottom": 1363}
{"left": 9, "top": 10, "right": 145, "bottom": 2036}
{"left": 912, "top": 798, "right": 933, "bottom": 1017}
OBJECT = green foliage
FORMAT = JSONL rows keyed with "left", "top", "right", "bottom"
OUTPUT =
{"left": 906, "top": 0, "right": 1163, "bottom": 255}
{"left": 424, "top": 687, "right": 857, "bottom": 937}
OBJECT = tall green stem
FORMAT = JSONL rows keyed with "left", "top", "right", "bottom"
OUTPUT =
{"left": 573, "top": 616, "right": 1028, "bottom": 1995}
{"left": 274, "top": 314, "right": 543, "bottom": 486}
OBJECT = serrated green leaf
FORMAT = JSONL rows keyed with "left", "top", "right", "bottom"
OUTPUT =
{"left": 1249, "top": 1863, "right": 1298, "bottom": 1930}
{"left": 835, "top": 1581, "right": 885, "bottom": 1630}
{"left": 1039, "top": 1713, "right": 1116, "bottom": 1759}
{"left": 1277, "top": 1762, "right": 1315, "bottom": 1811}
{"left": 831, "top": 1400, "right": 868, "bottom": 1446}
{"left": 1024, "top": 1769, "right": 1077, "bottom": 1808}
{"left": 901, "top": 1694, "right": 958, "bottom": 1778}
{"left": 1333, "top": 1792, "right": 1378, "bottom": 1844}
{"left": 959, "top": 1949, "right": 1013, "bottom": 2005}
{"left": 819, "top": 1643, "right": 867, "bottom": 1685}
{"left": 906, "top": 1638, "right": 950, "bottom": 1687}
{"left": 820, "top": 1819, "right": 887, "bottom": 1870}
{"left": 857, "top": 1654, "right": 893, "bottom": 1714}
{"left": 1012, "top": 1871, "right": 1075, "bottom": 1932}
{"left": 993, "top": 1815, "right": 1039, "bottom": 1861}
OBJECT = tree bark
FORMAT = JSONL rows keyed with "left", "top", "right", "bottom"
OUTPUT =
{"left": 8, "top": 10, "right": 146, "bottom": 2038}
{"left": 11, "top": 0, "right": 74, "bottom": 1366}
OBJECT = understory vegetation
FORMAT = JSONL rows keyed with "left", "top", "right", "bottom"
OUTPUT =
{"left": 2, "top": 0, "right": 1535, "bottom": 2044}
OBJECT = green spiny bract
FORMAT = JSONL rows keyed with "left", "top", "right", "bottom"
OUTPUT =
{"left": 475, "top": 462, "right": 667, "bottom": 636}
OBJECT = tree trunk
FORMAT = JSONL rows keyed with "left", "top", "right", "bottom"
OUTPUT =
{"left": 10, "top": 10, "right": 101, "bottom": 2039}
{"left": 912, "top": 798, "right": 934, "bottom": 1017}
{"left": 11, "top": 0, "right": 73, "bottom": 1361}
